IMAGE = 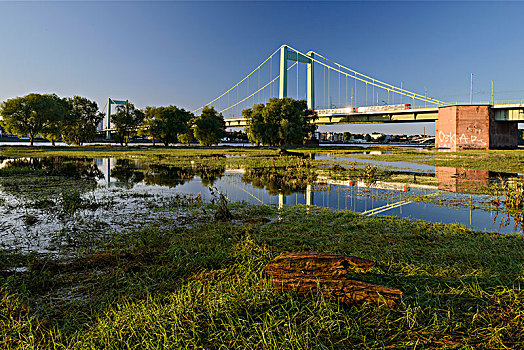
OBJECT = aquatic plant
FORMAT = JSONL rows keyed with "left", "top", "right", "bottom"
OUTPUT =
{"left": 209, "top": 186, "right": 232, "bottom": 221}
{"left": 361, "top": 164, "right": 378, "bottom": 186}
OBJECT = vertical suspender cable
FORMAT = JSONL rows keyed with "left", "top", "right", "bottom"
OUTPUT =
{"left": 354, "top": 76, "right": 357, "bottom": 107}
{"left": 323, "top": 66, "right": 326, "bottom": 108}
{"left": 338, "top": 65, "right": 341, "bottom": 107}
{"left": 296, "top": 56, "right": 299, "bottom": 100}
{"left": 372, "top": 81, "right": 375, "bottom": 106}
{"left": 328, "top": 67, "right": 330, "bottom": 107}
{"left": 365, "top": 82, "right": 368, "bottom": 106}
{"left": 346, "top": 75, "right": 348, "bottom": 106}
{"left": 270, "top": 57, "right": 272, "bottom": 98}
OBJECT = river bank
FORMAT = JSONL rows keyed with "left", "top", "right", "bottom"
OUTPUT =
{"left": 1, "top": 146, "right": 523, "bottom": 348}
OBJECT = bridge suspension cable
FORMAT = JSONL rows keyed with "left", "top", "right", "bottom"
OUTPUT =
{"left": 219, "top": 62, "right": 298, "bottom": 114}
{"left": 191, "top": 46, "right": 283, "bottom": 114}
{"left": 284, "top": 45, "right": 446, "bottom": 107}
{"left": 193, "top": 44, "right": 446, "bottom": 119}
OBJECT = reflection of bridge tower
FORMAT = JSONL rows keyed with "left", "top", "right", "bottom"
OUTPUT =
{"left": 278, "top": 184, "right": 314, "bottom": 209}
{"left": 94, "top": 158, "right": 116, "bottom": 187}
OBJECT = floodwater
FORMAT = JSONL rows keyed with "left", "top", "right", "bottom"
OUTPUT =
{"left": 0, "top": 155, "right": 523, "bottom": 252}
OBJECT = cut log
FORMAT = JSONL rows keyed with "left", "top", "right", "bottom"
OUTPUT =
{"left": 264, "top": 252, "right": 402, "bottom": 307}
{"left": 268, "top": 277, "right": 402, "bottom": 307}
{"left": 264, "top": 252, "right": 375, "bottom": 279}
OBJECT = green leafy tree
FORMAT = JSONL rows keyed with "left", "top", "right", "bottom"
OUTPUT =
{"left": 40, "top": 95, "right": 68, "bottom": 146}
{"left": 112, "top": 103, "right": 145, "bottom": 146}
{"left": 243, "top": 103, "right": 271, "bottom": 146}
{"left": 178, "top": 128, "right": 194, "bottom": 145}
{"left": 365, "top": 134, "right": 372, "bottom": 142}
{"left": 139, "top": 106, "right": 162, "bottom": 146}
{"left": 193, "top": 106, "right": 225, "bottom": 146}
{"left": 62, "top": 96, "right": 104, "bottom": 146}
{"left": 139, "top": 105, "right": 192, "bottom": 146}
{"left": 343, "top": 131, "right": 352, "bottom": 143}
{"left": 243, "top": 98, "right": 317, "bottom": 146}
{"left": 0, "top": 93, "right": 66, "bottom": 146}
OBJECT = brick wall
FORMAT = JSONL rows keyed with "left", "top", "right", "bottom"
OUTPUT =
{"left": 435, "top": 105, "right": 517, "bottom": 150}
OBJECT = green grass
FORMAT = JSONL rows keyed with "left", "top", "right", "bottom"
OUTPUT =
{"left": 1, "top": 146, "right": 524, "bottom": 348}
{"left": 1, "top": 203, "right": 523, "bottom": 349}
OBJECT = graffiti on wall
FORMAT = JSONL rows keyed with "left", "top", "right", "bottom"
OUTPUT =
{"left": 438, "top": 131, "right": 486, "bottom": 148}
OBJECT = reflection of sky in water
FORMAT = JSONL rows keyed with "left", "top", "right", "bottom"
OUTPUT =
{"left": 2, "top": 156, "right": 523, "bottom": 253}
{"left": 95, "top": 156, "right": 521, "bottom": 234}
{"left": 95, "top": 157, "right": 522, "bottom": 234}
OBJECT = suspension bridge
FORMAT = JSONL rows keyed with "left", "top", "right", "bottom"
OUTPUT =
{"left": 191, "top": 44, "right": 524, "bottom": 150}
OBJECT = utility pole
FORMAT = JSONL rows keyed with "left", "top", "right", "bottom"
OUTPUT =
{"left": 470, "top": 73, "right": 473, "bottom": 104}
{"left": 491, "top": 80, "right": 494, "bottom": 105}
{"left": 425, "top": 87, "right": 427, "bottom": 108}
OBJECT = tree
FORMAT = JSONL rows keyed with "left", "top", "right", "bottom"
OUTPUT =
{"left": 62, "top": 96, "right": 104, "bottom": 146}
{"left": 0, "top": 93, "right": 66, "bottom": 146}
{"left": 178, "top": 128, "right": 194, "bottom": 145}
{"left": 243, "top": 98, "right": 317, "bottom": 146}
{"left": 40, "top": 95, "right": 68, "bottom": 146}
{"left": 111, "top": 103, "right": 145, "bottom": 146}
{"left": 343, "top": 131, "right": 352, "bottom": 143}
{"left": 365, "top": 134, "right": 372, "bottom": 142}
{"left": 193, "top": 106, "right": 225, "bottom": 146}
{"left": 139, "top": 105, "right": 192, "bottom": 146}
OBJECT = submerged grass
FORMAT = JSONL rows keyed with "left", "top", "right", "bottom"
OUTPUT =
{"left": 4, "top": 144, "right": 524, "bottom": 173}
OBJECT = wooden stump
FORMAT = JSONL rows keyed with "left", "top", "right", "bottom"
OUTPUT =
{"left": 265, "top": 252, "right": 402, "bottom": 307}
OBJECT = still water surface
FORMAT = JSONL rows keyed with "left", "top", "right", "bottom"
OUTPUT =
{"left": 0, "top": 155, "right": 522, "bottom": 252}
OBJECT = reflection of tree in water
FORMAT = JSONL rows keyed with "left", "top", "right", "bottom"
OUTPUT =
{"left": 1, "top": 157, "right": 103, "bottom": 179}
{"left": 241, "top": 167, "right": 316, "bottom": 196}
{"left": 143, "top": 165, "right": 195, "bottom": 188}
{"left": 110, "top": 159, "right": 145, "bottom": 188}
{"left": 141, "top": 164, "right": 225, "bottom": 188}
{"left": 196, "top": 166, "right": 225, "bottom": 187}
{"left": 0, "top": 157, "right": 103, "bottom": 198}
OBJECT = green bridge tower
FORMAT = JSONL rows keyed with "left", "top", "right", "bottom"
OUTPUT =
{"left": 279, "top": 45, "right": 315, "bottom": 110}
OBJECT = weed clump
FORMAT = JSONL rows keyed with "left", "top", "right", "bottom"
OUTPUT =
{"left": 210, "top": 187, "right": 232, "bottom": 221}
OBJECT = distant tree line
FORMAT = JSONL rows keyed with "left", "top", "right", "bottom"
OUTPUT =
{"left": 0, "top": 94, "right": 104, "bottom": 146}
{"left": 0, "top": 93, "right": 317, "bottom": 147}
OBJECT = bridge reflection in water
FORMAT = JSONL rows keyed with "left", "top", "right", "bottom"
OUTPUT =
{"left": 93, "top": 158, "right": 523, "bottom": 234}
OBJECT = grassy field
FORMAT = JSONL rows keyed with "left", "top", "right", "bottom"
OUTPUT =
{"left": 2, "top": 202, "right": 523, "bottom": 349}
{"left": 2, "top": 144, "right": 524, "bottom": 173}
{"left": 1, "top": 146, "right": 524, "bottom": 349}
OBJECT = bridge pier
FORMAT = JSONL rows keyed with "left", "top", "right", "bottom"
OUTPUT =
{"left": 435, "top": 105, "right": 518, "bottom": 150}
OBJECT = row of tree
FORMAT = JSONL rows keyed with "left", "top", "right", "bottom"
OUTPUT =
{"left": 114, "top": 104, "right": 226, "bottom": 146}
{"left": 0, "top": 94, "right": 228, "bottom": 146}
{"left": 0, "top": 94, "right": 317, "bottom": 147}
{"left": 114, "top": 98, "right": 317, "bottom": 147}
{"left": 0, "top": 94, "right": 104, "bottom": 146}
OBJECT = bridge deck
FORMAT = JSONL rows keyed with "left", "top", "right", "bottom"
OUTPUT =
{"left": 224, "top": 104, "right": 524, "bottom": 127}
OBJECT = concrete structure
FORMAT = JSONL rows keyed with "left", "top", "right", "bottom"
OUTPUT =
{"left": 435, "top": 105, "right": 518, "bottom": 150}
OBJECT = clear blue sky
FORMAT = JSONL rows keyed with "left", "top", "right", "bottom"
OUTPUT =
{"left": 1, "top": 1, "right": 524, "bottom": 135}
